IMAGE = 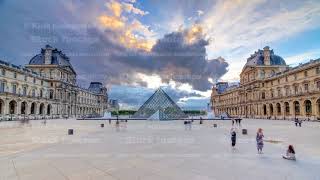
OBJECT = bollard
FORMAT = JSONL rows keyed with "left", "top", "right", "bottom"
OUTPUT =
{"left": 68, "top": 129, "right": 74, "bottom": 135}
{"left": 242, "top": 129, "right": 247, "bottom": 135}
{"left": 101, "top": 124, "right": 104, "bottom": 128}
{"left": 213, "top": 124, "right": 217, "bottom": 128}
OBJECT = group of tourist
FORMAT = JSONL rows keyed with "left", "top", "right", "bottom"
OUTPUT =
{"left": 230, "top": 126, "right": 296, "bottom": 160}
{"left": 232, "top": 118, "right": 242, "bottom": 126}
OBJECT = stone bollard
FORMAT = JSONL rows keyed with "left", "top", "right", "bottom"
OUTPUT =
{"left": 101, "top": 124, "right": 104, "bottom": 128}
{"left": 213, "top": 124, "right": 217, "bottom": 128}
{"left": 68, "top": 129, "right": 74, "bottom": 135}
{"left": 242, "top": 129, "right": 247, "bottom": 135}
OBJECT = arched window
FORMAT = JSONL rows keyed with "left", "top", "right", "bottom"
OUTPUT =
{"left": 294, "top": 101, "right": 300, "bottom": 115}
{"left": 269, "top": 104, "right": 273, "bottom": 115}
{"left": 305, "top": 100, "right": 312, "bottom": 116}
{"left": 30, "top": 103, "right": 36, "bottom": 114}
{"left": 285, "top": 102, "right": 290, "bottom": 115}
{"left": 276, "top": 103, "right": 281, "bottom": 115}
{"left": 39, "top": 103, "right": 44, "bottom": 115}
{"left": 9, "top": 100, "right": 17, "bottom": 114}
{"left": 21, "top": 101, "right": 27, "bottom": 114}
{"left": 47, "top": 104, "right": 51, "bottom": 115}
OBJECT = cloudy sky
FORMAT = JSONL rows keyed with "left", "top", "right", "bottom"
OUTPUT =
{"left": 0, "top": 0, "right": 320, "bottom": 110}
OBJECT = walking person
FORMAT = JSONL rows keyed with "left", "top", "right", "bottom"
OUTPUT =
{"left": 256, "top": 128, "right": 264, "bottom": 154}
{"left": 298, "top": 119, "right": 302, "bottom": 127}
{"left": 238, "top": 118, "right": 242, "bottom": 127}
{"left": 294, "top": 118, "right": 298, "bottom": 127}
{"left": 230, "top": 128, "right": 237, "bottom": 150}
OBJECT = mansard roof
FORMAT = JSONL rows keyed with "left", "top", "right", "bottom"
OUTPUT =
{"left": 244, "top": 47, "right": 286, "bottom": 67}
{"left": 29, "top": 45, "right": 76, "bottom": 74}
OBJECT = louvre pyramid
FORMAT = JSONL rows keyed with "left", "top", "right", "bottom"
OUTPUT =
{"left": 132, "top": 88, "right": 187, "bottom": 120}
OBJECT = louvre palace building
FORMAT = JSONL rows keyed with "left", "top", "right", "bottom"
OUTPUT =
{"left": 211, "top": 46, "right": 320, "bottom": 120}
{"left": 0, "top": 45, "right": 108, "bottom": 120}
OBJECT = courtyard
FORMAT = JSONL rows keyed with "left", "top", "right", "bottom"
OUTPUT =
{"left": 0, "top": 119, "right": 319, "bottom": 180}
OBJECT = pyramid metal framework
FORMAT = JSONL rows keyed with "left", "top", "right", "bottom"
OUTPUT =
{"left": 132, "top": 88, "right": 187, "bottom": 120}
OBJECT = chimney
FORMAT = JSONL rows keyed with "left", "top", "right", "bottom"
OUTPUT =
{"left": 263, "top": 46, "right": 271, "bottom": 65}
{"left": 44, "top": 45, "right": 53, "bottom": 64}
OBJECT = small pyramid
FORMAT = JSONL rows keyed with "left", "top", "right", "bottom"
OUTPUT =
{"left": 133, "top": 88, "right": 187, "bottom": 120}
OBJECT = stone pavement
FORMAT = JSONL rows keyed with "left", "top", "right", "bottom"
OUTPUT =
{"left": 0, "top": 119, "right": 319, "bottom": 180}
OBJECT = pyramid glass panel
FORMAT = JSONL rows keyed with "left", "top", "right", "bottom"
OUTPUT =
{"left": 132, "top": 88, "right": 187, "bottom": 120}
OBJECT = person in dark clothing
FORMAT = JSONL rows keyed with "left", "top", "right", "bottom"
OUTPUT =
{"left": 239, "top": 119, "right": 242, "bottom": 127}
{"left": 298, "top": 120, "right": 302, "bottom": 127}
{"left": 232, "top": 119, "right": 235, "bottom": 126}
{"left": 294, "top": 118, "right": 298, "bottom": 126}
{"left": 230, "top": 128, "right": 237, "bottom": 149}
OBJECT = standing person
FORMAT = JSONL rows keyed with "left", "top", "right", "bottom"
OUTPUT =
{"left": 230, "top": 128, "right": 237, "bottom": 149}
{"left": 239, "top": 118, "right": 242, "bottom": 127}
{"left": 232, "top": 119, "right": 235, "bottom": 126}
{"left": 256, "top": 128, "right": 264, "bottom": 154}
{"left": 294, "top": 118, "right": 298, "bottom": 126}
{"left": 109, "top": 119, "right": 111, "bottom": 124}
{"left": 283, "top": 145, "right": 296, "bottom": 160}
{"left": 115, "top": 120, "right": 120, "bottom": 132}
{"left": 298, "top": 119, "right": 302, "bottom": 127}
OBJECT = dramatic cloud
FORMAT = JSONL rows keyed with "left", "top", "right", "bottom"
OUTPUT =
{"left": 74, "top": 23, "right": 228, "bottom": 91}
{"left": 1, "top": 0, "right": 319, "bottom": 109}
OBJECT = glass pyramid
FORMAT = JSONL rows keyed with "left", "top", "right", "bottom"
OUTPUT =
{"left": 132, "top": 88, "right": 187, "bottom": 120}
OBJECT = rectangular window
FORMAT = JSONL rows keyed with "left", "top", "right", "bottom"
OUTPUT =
{"left": 0, "top": 82, "right": 5, "bottom": 92}
{"left": 1, "top": 69, "right": 5, "bottom": 76}
{"left": 23, "top": 87, "right": 27, "bottom": 96}
{"left": 12, "top": 84, "right": 17, "bottom": 94}
{"left": 33, "top": 78, "right": 36, "bottom": 84}
{"left": 304, "top": 84, "right": 309, "bottom": 92}
{"left": 317, "top": 67, "right": 320, "bottom": 74}
{"left": 24, "top": 75, "right": 27, "bottom": 81}
{"left": 304, "top": 71, "right": 308, "bottom": 77}
{"left": 14, "top": 72, "right": 17, "bottom": 78}
{"left": 317, "top": 81, "right": 320, "bottom": 89}
{"left": 294, "top": 86, "right": 298, "bottom": 94}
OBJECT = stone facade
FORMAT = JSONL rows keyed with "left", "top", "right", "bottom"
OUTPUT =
{"left": 0, "top": 45, "right": 108, "bottom": 120}
{"left": 211, "top": 46, "right": 320, "bottom": 120}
